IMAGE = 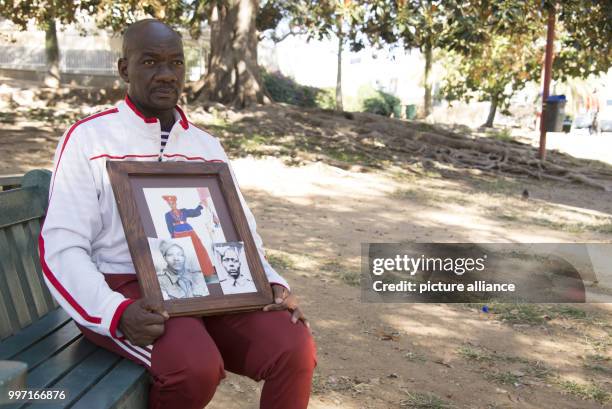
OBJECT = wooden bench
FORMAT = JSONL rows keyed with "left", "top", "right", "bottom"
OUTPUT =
{"left": 0, "top": 170, "right": 148, "bottom": 409}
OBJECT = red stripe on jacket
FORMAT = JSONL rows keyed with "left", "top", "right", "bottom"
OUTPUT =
{"left": 89, "top": 154, "right": 159, "bottom": 161}
{"left": 163, "top": 153, "right": 224, "bottom": 162}
{"left": 41, "top": 107, "right": 119, "bottom": 325}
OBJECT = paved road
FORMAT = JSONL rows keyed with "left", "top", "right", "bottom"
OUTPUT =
{"left": 534, "top": 131, "right": 612, "bottom": 165}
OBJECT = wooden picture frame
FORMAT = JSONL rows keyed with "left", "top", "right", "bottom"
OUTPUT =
{"left": 106, "top": 161, "right": 273, "bottom": 316}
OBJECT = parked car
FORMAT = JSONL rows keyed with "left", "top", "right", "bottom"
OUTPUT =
{"left": 571, "top": 112, "right": 594, "bottom": 134}
{"left": 597, "top": 99, "right": 612, "bottom": 133}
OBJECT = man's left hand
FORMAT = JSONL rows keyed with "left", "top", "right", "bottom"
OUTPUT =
{"left": 263, "top": 284, "right": 310, "bottom": 331}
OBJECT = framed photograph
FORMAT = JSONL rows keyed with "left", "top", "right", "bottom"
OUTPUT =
{"left": 106, "top": 161, "right": 273, "bottom": 316}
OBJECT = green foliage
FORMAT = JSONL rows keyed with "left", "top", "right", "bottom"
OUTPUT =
{"left": 262, "top": 0, "right": 365, "bottom": 42}
{"left": 552, "top": 0, "right": 612, "bottom": 81}
{"left": 440, "top": 4, "right": 545, "bottom": 124}
{"left": 315, "top": 88, "right": 336, "bottom": 110}
{"left": 262, "top": 70, "right": 317, "bottom": 107}
{"left": 262, "top": 70, "right": 333, "bottom": 109}
{"left": 0, "top": 0, "right": 91, "bottom": 28}
{"left": 358, "top": 85, "right": 401, "bottom": 117}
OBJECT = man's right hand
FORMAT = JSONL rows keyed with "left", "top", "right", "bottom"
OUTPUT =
{"left": 119, "top": 298, "right": 169, "bottom": 346}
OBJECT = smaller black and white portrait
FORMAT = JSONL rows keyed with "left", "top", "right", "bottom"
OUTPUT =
{"left": 148, "top": 237, "right": 210, "bottom": 300}
{"left": 213, "top": 242, "right": 257, "bottom": 295}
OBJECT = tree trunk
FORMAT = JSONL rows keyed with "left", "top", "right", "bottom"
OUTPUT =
{"left": 484, "top": 93, "right": 499, "bottom": 128}
{"left": 422, "top": 41, "right": 432, "bottom": 118}
{"left": 335, "top": 29, "right": 343, "bottom": 111}
{"left": 44, "top": 18, "right": 60, "bottom": 88}
{"left": 197, "top": 0, "right": 270, "bottom": 108}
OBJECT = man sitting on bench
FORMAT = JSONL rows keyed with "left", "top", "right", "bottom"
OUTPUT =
{"left": 39, "top": 18, "right": 316, "bottom": 409}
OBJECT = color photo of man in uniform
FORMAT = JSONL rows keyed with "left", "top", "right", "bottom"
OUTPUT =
{"left": 214, "top": 242, "right": 257, "bottom": 295}
{"left": 162, "top": 194, "right": 216, "bottom": 279}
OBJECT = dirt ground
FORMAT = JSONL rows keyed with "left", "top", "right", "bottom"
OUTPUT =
{"left": 1, "top": 89, "right": 611, "bottom": 408}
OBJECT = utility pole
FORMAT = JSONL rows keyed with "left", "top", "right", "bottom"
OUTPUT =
{"left": 538, "top": 2, "right": 556, "bottom": 161}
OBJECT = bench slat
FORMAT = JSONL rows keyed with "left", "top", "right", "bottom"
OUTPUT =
{"left": 0, "top": 229, "right": 32, "bottom": 330}
{"left": 0, "top": 174, "right": 22, "bottom": 189}
{"left": 25, "top": 218, "right": 57, "bottom": 312}
{"left": 29, "top": 348, "right": 123, "bottom": 409}
{"left": 26, "top": 337, "right": 98, "bottom": 389}
{"left": 0, "top": 287, "right": 14, "bottom": 339}
{"left": 12, "top": 321, "right": 81, "bottom": 371}
{"left": 0, "top": 308, "right": 71, "bottom": 360}
{"left": 70, "top": 359, "right": 148, "bottom": 409}
{"left": 12, "top": 221, "right": 50, "bottom": 319}
{"left": 6, "top": 224, "right": 42, "bottom": 321}
{"left": 5, "top": 339, "right": 97, "bottom": 409}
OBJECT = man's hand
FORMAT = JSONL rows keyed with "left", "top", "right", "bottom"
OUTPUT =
{"left": 263, "top": 285, "right": 310, "bottom": 331}
{"left": 119, "top": 298, "right": 169, "bottom": 346}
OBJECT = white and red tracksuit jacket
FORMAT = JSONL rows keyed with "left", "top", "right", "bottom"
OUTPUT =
{"left": 39, "top": 96, "right": 290, "bottom": 339}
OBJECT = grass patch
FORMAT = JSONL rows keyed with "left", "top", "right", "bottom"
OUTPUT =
{"left": 484, "top": 370, "right": 523, "bottom": 386}
{"left": 522, "top": 215, "right": 612, "bottom": 234}
{"left": 582, "top": 353, "right": 612, "bottom": 374}
{"left": 470, "top": 177, "right": 520, "bottom": 195}
{"left": 486, "top": 128, "right": 514, "bottom": 143}
{"left": 266, "top": 252, "right": 295, "bottom": 271}
{"left": 583, "top": 335, "right": 612, "bottom": 353}
{"left": 390, "top": 165, "right": 442, "bottom": 182}
{"left": 583, "top": 363, "right": 612, "bottom": 374}
{"left": 549, "top": 305, "right": 588, "bottom": 320}
{"left": 459, "top": 343, "right": 556, "bottom": 387}
{"left": 0, "top": 111, "right": 16, "bottom": 124}
{"left": 585, "top": 353, "right": 611, "bottom": 362}
{"left": 457, "top": 344, "right": 531, "bottom": 364}
{"left": 492, "top": 304, "right": 547, "bottom": 325}
{"left": 339, "top": 270, "right": 360, "bottom": 286}
{"left": 321, "top": 261, "right": 360, "bottom": 286}
{"left": 400, "top": 392, "right": 454, "bottom": 409}
{"left": 311, "top": 372, "right": 325, "bottom": 394}
{"left": 477, "top": 303, "right": 599, "bottom": 326}
{"left": 390, "top": 188, "right": 441, "bottom": 205}
{"left": 391, "top": 184, "right": 472, "bottom": 207}
{"left": 556, "top": 380, "right": 611, "bottom": 404}
{"left": 457, "top": 345, "right": 493, "bottom": 362}
{"left": 325, "top": 147, "right": 369, "bottom": 164}
{"left": 404, "top": 351, "right": 427, "bottom": 362}
{"left": 525, "top": 362, "right": 553, "bottom": 379}
{"left": 312, "top": 374, "right": 372, "bottom": 394}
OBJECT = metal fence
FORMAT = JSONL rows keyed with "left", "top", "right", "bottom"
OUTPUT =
{"left": 0, "top": 46, "right": 120, "bottom": 75}
{"left": 0, "top": 45, "right": 205, "bottom": 79}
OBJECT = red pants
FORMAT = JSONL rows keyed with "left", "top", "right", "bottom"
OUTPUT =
{"left": 78, "top": 274, "right": 316, "bottom": 409}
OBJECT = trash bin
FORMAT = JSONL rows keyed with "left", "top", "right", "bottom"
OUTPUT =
{"left": 544, "top": 95, "right": 567, "bottom": 132}
{"left": 405, "top": 104, "right": 417, "bottom": 120}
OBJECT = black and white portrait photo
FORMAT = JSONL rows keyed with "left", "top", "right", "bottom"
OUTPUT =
{"left": 213, "top": 242, "right": 257, "bottom": 295}
{"left": 147, "top": 237, "right": 210, "bottom": 300}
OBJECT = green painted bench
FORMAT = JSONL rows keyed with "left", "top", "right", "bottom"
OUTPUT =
{"left": 0, "top": 170, "right": 148, "bottom": 408}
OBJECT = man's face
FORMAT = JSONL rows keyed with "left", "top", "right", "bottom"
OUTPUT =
{"left": 222, "top": 250, "right": 241, "bottom": 277}
{"left": 118, "top": 23, "right": 185, "bottom": 113}
{"left": 165, "top": 245, "right": 185, "bottom": 272}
